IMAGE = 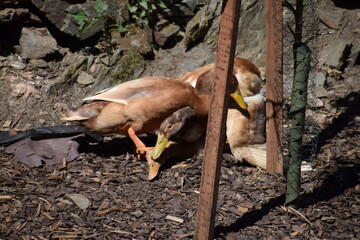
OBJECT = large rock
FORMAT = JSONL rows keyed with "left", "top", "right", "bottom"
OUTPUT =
{"left": 185, "top": 0, "right": 266, "bottom": 67}
{"left": 0, "top": 0, "right": 28, "bottom": 7}
{"left": 0, "top": 8, "right": 29, "bottom": 23}
{"left": 183, "top": 0, "right": 219, "bottom": 50}
{"left": 318, "top": 5, "right": 344, "bottom": 29}
{"left": 154, "top": 23, "right": 181, "bottom": 47}
{"left": 30, "top": 0, "right": 127, "bottom": 40}
{"left": 319, "top": 39, "right": 353, "bottom": 70}
{"left": 314, "top": 71, "right": 330, "bottom": 98}
{"left": 92, "top": 50, "right": 145, "bottom": 92}
{"left": 235, "top": 0, "right": 266, "bottom": 67}
{"left": 19, "top": 27, "right": 58, "bottom": 59}
{"left": 110, "top": 28, "right": 153, "bottom": 55}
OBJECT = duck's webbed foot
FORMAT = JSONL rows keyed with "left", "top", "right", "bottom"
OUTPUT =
{"left": 127, "top": 127, "right": 153, "bottom": 158}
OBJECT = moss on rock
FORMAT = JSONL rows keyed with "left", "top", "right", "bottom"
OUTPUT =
{"left": 111, "top": 50, "right": 145, "bottom": 84}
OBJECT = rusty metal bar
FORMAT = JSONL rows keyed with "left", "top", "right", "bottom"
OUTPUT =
{"left": 194, "top": 0, "right": 242, "bottom": 239}
{"left": 266, "top": 0, "right": 283, "bottom": 174}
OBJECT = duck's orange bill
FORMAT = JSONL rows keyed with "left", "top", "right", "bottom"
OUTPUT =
{"left": 230, "top": 89, "right": 247, "bottom": 110}
{"left": 150, "top": 134, "right": 169, "bottom": 160}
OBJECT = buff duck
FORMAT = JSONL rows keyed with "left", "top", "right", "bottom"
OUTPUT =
{"left": 178, "top": 57, "right": 262, "bottom": 98}
{"left": 148, "top": 91, "right": 266, "bottom": 179}
{"left": 62, "top": 76, "right": 245, "bottom": 156}
{"left": 148, "top": 58, "right": 265, "bottom": 178}
{"left": 226, "top": 91, "right": 266, "bottom": 168}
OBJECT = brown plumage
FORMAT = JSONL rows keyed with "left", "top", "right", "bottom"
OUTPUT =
{"left": 62, "top": 75, "right": 244, "bottom": 156}
{"left": 148, "top": 57, "right": 265, "bottom": 179}
{"left": 179, "top": 57, "right": 262, "bottom": 98}
{"left": 62, "top": 77, "right": 211, "bottom": 154}
{"left": 226, "top": 91, "right": 266, "bottom": 166}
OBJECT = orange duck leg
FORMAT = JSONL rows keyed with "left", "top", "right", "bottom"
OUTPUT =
{"left": 127, "top": 127, "right": 153, "bottom": 156}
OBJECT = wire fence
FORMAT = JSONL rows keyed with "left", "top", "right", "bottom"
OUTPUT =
{"left": 268, "top": 0, "right": 320, "bottom": 207}
{"left": 281, "top": 0, "right": 319, "bottom": 168}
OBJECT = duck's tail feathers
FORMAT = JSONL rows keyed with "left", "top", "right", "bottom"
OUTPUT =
{"left": 231, "top": 144, "right": 266, "bottom": 169}
{"left": 61, "top": 109, "right": 91, "bottom": 121}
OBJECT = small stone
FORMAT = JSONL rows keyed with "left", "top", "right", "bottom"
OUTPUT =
{"left": 100, "top": 55, "right": 110, "bottom": 66}
{"left": 154, "top": 23, "right": 181, "bottom": 47}
{"left": 111, "top": 28, "right": 153, "bottom": 55}
{"left": 76, "top": 71, "right": 95, "bottom": 85}
{"left": 318, "top": 7, "right": 343, "bottom": 29}
{"left": 10, "top": 61, "right": 26, "bottom": 70}
{"left": 98, "top": 199, "right": 110, "bottom": 210}
{"left": 109, "top": 48, "right": 123, "bottom": 66}
{"left": 66, "top": 193, "right": 91, "bottom": 210}
{"left": 38, "top": 119, "right": 46, "bottom": 125}
{"left": 324, "top": 101, "right": 337, "bottom": 113}
{"left": 314, "top": 71, "right": 326, "bottom": 86}
{"left": 237, "top": 206, "right": 249, "bottom": 213}
{"left": 316, "top": 85, "right": 330, "bottom": 98}
{"left": 133, "top": 209, "right": 143, "bottom": 218}
{"left": 2, "top": 120, "right": 12, "bottom": 128}
{"left": 30, "top": 59, "right": 48, "bottom": 68}
{"left": 321, "top": 216, "right": 336, "bottom": 223}
{"left": 349, "top": 48, "right": 360, "bottom": 66}
{"left": 326, "top": 76, "right": 337, "bottom": 88}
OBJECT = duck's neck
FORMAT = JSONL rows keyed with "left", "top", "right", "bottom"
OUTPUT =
{"left": 193, "top": 93, "right": 211, "bottom": 116}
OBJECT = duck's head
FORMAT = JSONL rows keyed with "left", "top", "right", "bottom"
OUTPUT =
{"left": 195, "top": 69, "right": 248, "bottom": 110}
{"left": 151, "top": 107, "right": 198, "bottom": 160}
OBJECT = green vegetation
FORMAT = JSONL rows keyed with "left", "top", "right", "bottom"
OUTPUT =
{"left": 68, "top": 0, "right": 167, "bottom": 35}
{"left": 68, "top": 0, "right": 109, "bottom": 34}
{"left": 127, "top": 0, "right": 167, "bottom": 28}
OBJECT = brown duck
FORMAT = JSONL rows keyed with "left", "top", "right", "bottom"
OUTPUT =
{"left": 62, "top": 76, "right": 245, "bottom": 156}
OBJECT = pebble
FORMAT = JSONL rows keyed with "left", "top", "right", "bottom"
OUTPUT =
{"left": 30, "top": 59, "right": 48, "bottom": 68}
{"left": 2, "top": 120, "right": 12, "bottom": 128}
{"left": 76, "top": 71, "right": 95, "bottom": 85}
{"left": 66, "top": 193, "right": 91, "bottom": 210}
{"left": 10, "top": 61, "right": 26, "bottom": 70}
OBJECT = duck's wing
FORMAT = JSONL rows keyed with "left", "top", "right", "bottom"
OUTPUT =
{"left": 244, "top": 93, "right": 265, "bottom": 110}
{"left": 244, "top": 93, "right": 266, "bottom": 144}
{"left": 83, "top": 77, "right": 177, "bottom": 104}
{"left": 178, "top": 63, "right": 214, "bottom": 87}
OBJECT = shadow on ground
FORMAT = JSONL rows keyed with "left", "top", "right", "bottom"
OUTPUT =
{"left": 214, "top": 91, "right": 360, "bottom": 238}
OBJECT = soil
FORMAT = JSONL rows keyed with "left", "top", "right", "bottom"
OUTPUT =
{"left": 1, "top": 2, "right": 359, "bottom": 240}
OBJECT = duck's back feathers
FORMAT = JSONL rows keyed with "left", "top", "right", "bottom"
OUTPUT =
{"left": 62, "top": 77, "right": 207, "bottom": 136}
{"left": 83, "top": 77, "right": 186, "bottom": 104}
{"left": 178, "top": 64, "right": 214, "bottom": 87}
{"left": 177, "top": 57, "right": 262, "bottom": 98}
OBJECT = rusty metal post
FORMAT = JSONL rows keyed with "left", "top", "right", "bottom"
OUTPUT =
{"left": 194, "top": 0, "right": 242, "bottom": 239}
{"left": 266, "top": 0, "right": 283, "bottom": 174}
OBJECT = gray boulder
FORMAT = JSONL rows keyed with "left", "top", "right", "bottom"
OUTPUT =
{"left": 320, "top": 39, "right": 353, "bottom": 70}
{"left": 0, "top": 8, "right": 29, "bottom": 23}
{"left": 19, "top": 27, "right": 58, "bottom": 60}
{"left": 30, "top": 0, "right": 126, "bottom": 40}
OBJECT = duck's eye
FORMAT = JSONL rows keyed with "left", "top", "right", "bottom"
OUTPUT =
{"left": 166, "top": 124, "right": 173, "bottom": 130}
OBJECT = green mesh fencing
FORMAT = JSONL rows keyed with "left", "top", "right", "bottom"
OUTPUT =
{"left": 273, "top": 0, "right": 320, "bottom": 208}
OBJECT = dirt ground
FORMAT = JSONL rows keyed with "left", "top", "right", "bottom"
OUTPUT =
{"left": 1, "top": 3, "right": 360, "bottom": 240}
